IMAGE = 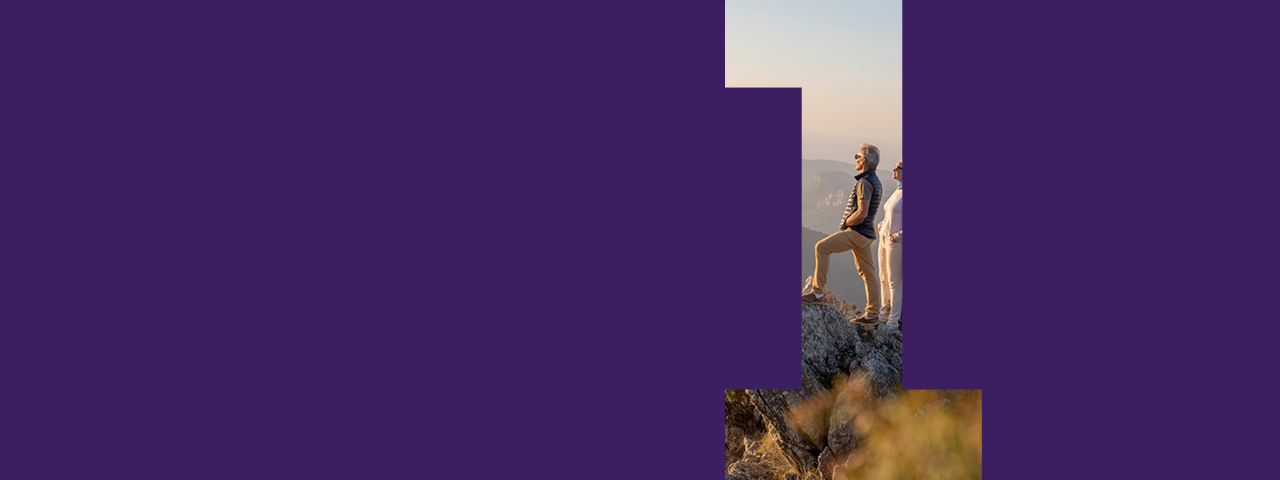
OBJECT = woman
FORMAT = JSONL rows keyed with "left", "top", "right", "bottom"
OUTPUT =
{"left": 877, "top": 159, "right": 903, "bottom": 325}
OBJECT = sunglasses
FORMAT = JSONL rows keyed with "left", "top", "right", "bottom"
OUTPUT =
{"left": 893, "top": 165, "right": 902, "bottom": 171}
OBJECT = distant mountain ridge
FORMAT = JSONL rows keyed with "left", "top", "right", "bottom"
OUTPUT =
{"left": 801, "top": 159, "right": 861, "bottom": 193}
{"left": 802, "top": 158, "right": 897, "bottom": 194}
{"left": 802, "top": 171, "right": 854, "bottom": 233}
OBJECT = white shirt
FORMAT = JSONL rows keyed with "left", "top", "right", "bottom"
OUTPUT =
{"left": 879, "top": 185, "right": 902, "bottom": 239}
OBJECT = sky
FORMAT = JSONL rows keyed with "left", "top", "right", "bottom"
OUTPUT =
{"left": 725, "top": 0, "right": 902, "bottom": 167}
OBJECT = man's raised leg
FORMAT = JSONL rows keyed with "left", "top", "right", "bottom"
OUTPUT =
{"left": 810, "top": 230, "right": 857, "bottom": 298}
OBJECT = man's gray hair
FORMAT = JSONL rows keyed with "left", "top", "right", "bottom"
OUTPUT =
{"left": 860, "top": 144, "right": 881, "bottom": 171}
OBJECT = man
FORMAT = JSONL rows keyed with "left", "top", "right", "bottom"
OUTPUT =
{"left": 802, "top": 144, "right": 883, "bottom": 325}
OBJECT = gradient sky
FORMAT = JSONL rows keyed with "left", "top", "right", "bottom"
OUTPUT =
{"left": 725, "top": 0, "right": 902, "bottom": 166}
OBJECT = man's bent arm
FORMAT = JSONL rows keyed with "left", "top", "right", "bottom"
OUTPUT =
{"left": 843, "top": 196, "right": 871, "bottom": 227}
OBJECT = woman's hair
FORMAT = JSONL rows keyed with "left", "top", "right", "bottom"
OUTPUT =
{"left": 859, "top": 144, "right": 881, "bottom": 171}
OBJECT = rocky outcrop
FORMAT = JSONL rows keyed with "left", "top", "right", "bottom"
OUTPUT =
{"left": 726, "top": 292, "right": 902, "bottom": 479}
{"left": 725, "top": 390, "right": 769, "bottom": 469}
{"left": 724, "top": 460, "right": 771, "bottom": 480}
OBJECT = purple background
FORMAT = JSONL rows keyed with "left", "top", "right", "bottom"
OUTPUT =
{"left": 3, "top": 1, "right": 1276, "bottom": 478}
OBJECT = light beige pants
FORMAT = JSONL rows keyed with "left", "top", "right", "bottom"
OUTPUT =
{"left": 878, "top": 233, "right": 902, "bottom": 324}
{"left": 812, "top": 229, "right": 880, "bottom": 318}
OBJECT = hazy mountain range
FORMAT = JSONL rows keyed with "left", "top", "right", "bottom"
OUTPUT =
{"left": 802, "top": 158, "right": 896, "bottom": 195}
{"left": 802, "top": 171, "right": 855, "bottom": 233}
{"left": 801, "top": 131, "right": 903, "bottom": 174}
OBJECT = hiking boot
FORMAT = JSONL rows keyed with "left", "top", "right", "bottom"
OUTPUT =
{"left": 852, "top": 315, "right": 880, "bottom": 325}
{"left": 801, "top": 292, "right": 825, "bottom": 305}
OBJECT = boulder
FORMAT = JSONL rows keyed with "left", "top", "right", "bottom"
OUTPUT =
{"left": 725, "top": 460, "right": 771, "bottom": 480}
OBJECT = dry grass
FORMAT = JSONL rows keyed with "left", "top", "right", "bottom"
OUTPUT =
{"left": 727, "top": 388, "right": 981, "bottom": 480}
{"left": 736, "top": 428, "right": 824, "bottom": 480}
{"left": 840, "top": 389, "right": 981, "bottom": 479}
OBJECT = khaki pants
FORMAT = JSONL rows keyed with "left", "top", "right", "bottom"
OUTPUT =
{"left": 812, "top": 229, "right": 880, "bottom": 318}
{"left": 878, "top": 233, "right": 902, "bottom": 324}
